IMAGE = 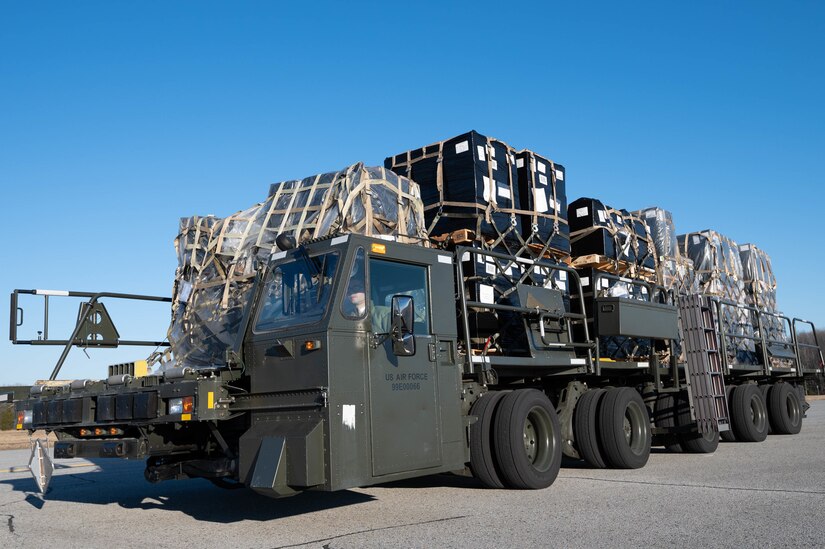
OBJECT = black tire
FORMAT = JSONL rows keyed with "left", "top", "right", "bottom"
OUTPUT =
{"left": 469, "top": 391, "right": 507, "bottom": 488}
{"left": 760, "top": 384, "right": 773, "bottom": 435}
{"left": 655, "top": 391, "right": 719, "bottom": 453}
{"left": 768, "top": 383, "right": 803, "bottom": 435}
{"left": 573, "top": 389, "right": 607, "bottom": 468}
{"left": 720, "top": 385, "right": 736, "bottom": 442}
{"left": 493, "top": 389, "right": 562, "bottom": 489}
{"left": 598, "top": 387, "right": 651, "bottom": 469}
{"left": 730, "top": 384, "right": 769, "bottom": 442}
{"left": 653, "top": 392, "right": 683, "bottom": 453}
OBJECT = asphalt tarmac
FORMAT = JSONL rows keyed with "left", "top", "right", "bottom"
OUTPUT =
{"left": 1, "top": 402, "right": 824, "bottom": 548}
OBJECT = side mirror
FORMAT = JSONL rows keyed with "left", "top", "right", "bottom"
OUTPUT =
{"left": 391, "top": 294, "right": 415, "bottom": 356}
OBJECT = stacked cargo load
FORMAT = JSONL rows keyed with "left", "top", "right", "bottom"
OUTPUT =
{"left": 634, "top": 207, "right": 699, "bottom": 297}
{"left": 739, "top": 244, "right": 789, "bottom": 351}
{"left": 568, "top": 197, "right": 656, "bottom": 276}
{"left": 566, "top": 198, "right": 658, "bottom": 361}
{"left": 384, "top": 130, "right": 523, "bottom": 250}
{"left": 515, "top": 150, "right": 570, "bottom": 255}
{"left": 168, "top": 163, "right": 427, "bottom": 369}
{"left": 385, "top": 131, "right": 572, "bottom": 354}
{"left": 739, "top": 244, "right": 777, "bottom": 311}
{"left": 677, "top": 230, "right": 757, "bottom": 365}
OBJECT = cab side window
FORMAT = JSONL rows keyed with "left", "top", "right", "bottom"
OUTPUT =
{"left": 368, "top": 259, "right": 430, "bottom": 334}
{"left": 341, "top": 247, "right": 366, "bottom": 320}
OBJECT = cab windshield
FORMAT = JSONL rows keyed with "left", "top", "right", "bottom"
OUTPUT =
{"left": 254, "top": 251, "right": 340, "bottom": 332}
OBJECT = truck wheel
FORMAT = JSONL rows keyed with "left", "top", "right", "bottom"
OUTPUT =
{"left": 598, "top": 387, "right": 651, "bottom": 469}
{"left": 653, "top": 393, "right": 683, "bottom": 453}
{"left": 730, "top": 384, "right": 768, "bottom": 442}
{"left": 469, "top": 391, "right": 507, "bottom": 488}
{"left": 493, "top": 389, "right": 562, "bottom": 489}
{"left": 768, "top": 383, "right": 803, "bottom": 435}
{"left": 573, "top": 389, "right": 607, "bottom": 468}
{"left": 720, "top": 385, "right": 736, "bottom": 442}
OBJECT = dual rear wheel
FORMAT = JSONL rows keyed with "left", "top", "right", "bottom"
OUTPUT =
{"left": 469, "top": 389, "right": 562, "bottom": 489}
{"left": 723, "top": 382, "right": 802, "bottom": 441}
{"left": 573, "top": 387, "right": 651, "bottom": 469}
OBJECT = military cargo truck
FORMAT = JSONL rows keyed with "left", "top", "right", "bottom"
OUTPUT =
{"left": 11, "top": 233, "right": 824, "bottom": 495}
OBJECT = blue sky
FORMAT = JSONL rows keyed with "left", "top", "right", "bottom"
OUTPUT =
{"left": 1, "top": 1, "right": 823, "bottom": 384}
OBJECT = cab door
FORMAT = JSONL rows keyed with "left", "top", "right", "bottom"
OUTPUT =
{"left": 367, "top": 256, "right": 440, "bottom": 476}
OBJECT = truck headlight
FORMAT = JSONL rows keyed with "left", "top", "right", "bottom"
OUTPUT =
{"left": 168, "top": 396, "right": 193, "bottom": 415}
{"left": 168, "top": 398, "right": 183, "bottom": 415}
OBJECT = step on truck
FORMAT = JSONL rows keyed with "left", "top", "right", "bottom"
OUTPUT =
{"left": 11, "top": 233, "right": 825, "bottom": 495}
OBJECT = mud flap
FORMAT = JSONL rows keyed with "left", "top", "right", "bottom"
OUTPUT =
{"left": 240, "top": 419, "right": 325, "bottom": 498}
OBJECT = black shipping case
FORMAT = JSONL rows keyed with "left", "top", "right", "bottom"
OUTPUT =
{"left": 515, "top": 150, "right": 570, "bottom": 254}
{"left": 385, "top": 130, "right": 521, "bottom": 246}
{"left": 568, "top": 198, "right": 655, "bottom": 270}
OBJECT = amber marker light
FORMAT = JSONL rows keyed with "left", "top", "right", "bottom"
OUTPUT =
{"left": 371, "top": 243, "right": 386, "bottom": 254}
{"left": 182, "top": 396, "right": 194, "bottom": 413}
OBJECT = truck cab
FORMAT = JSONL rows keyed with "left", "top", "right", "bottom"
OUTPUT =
{"left": 14, "top": 235, "right": 468, "bottom": 497}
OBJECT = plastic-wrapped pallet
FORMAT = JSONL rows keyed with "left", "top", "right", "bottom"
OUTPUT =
{"left": 677, "top": 230, "right": 756, "bottom": 364}
{"left": 739, "top": 243, "right": 788, "bottom": 346}
{"left": 633, "top": 207, "right": 698, "bottom": 296}
{"left": 167, "top": 163, "right": 427, "bottom": 369}
{"left": 739, "top": 244, "right": 777, "bottom": 311}
{"left": 636, "top": 207, "right": 676, "bottom": 260}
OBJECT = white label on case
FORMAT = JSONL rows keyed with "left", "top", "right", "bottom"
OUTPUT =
{"left": 461, "top": 252, "right": 470, "bottom": 262}
{"left": 533, "top": 188, "right": 548, "bottom": 212}
{"left": 485, "top": 263, "right": 496, "bottom": 275}
{"left": 437, "top": 255, "right": 452, "bottom": 264}
{"left": 537, "top": 161, "right": 546, "bottom": 174}
{"left": 331, "top": 235, "right": 349, "bottom": 245}
{"left": 599, "top": 278, "right": 609, "bottom": 289}
{"left": 482, "top": 176, "right": 496, "bottom": 202}
{"left": 555, "top": 169, "right": 564, "bottom": 181}
{"left": 492, "top": 160, "right": 498, "bottom": 171}
{"left": 539, "top": 174, "right": 548, "bottom": 185}
{"left": 516, "top": 158, "right": 524, "bottom": 168}
{"left": 576, "top": 207, "right": 589, "bottom": 218}
{"left": 598, "top": 210, "right": 606, "bottom": 223}
{"left": 739, "top": 244, "right": 748, "bottom": 251}
{"left": 455, "top": 140, "right": 469, "bottom": 154}
{"left": 479, "top": 284, "right": 495, "bottom": 304}
{"left": 498, "top": 186, "right": 511, "bottom": 200}
{"left": 581, "top": 277, "right": 590, "bottom": 287}
{"left": 489, "top": 146, "right": 495, "bottom": 158}
{"left": 645, "top": 210, "right": 656, "bottom": 218}
{"left": 558, "top": 271, "right": 567, "bottom": 281}
{"left": 571, "top": 358, "right": 587, "bottom": 365}
{"left": 477, "top": 145, "right": 486, "bottom": 161}
{"left": 553, "top": 199, "right": 561, "bottom": 212}
{"left": 692, "top": 235, "right": 700, "bottom": 245}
